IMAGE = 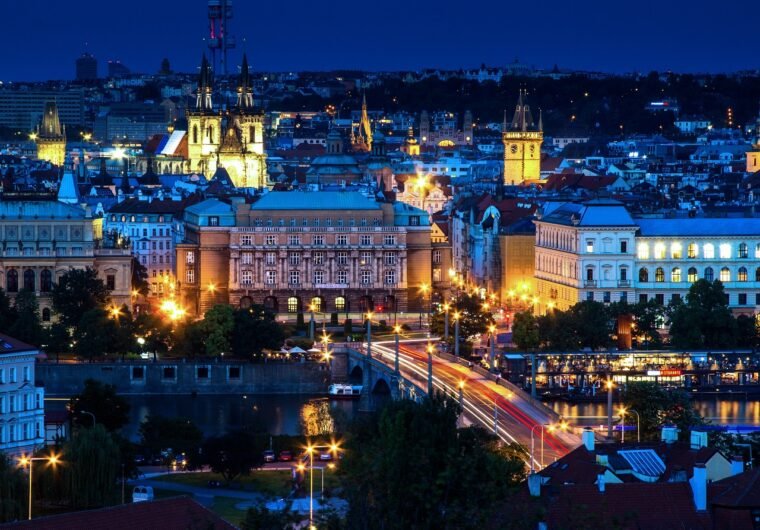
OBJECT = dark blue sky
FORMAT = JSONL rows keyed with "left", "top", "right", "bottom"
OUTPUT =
{"left": 2, "top": 0, "right": 758, "bottom": 81}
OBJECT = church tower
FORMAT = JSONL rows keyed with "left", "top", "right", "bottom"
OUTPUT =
{"left": 187, "top": 54, "right": 222, "bottom": 176}
{"left": 35, "top": 101, "right": 66, "bottom": 166}
{"left": 352, "top": 93, "right": 373, "bottom": 152}
{"left": 748, "top": 143, "right": 760, "bottom": 173}
{"left": 503, "top": 89, "right": 543, "bottom": 185}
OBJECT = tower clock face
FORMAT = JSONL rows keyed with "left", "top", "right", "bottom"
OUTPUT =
{"left": 510, "top": 144, "right": 518, "bottom": 154}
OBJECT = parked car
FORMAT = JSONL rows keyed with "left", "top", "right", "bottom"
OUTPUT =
{"left": 133, "top": 454, "right": 146, "bottom": 465}
{"left": 279, "top": 450, "right": 293, "bottom": 462}
{"left": 263, "top": 450, "right": 276, "bottom": 463}
{"left": 319, "top": 450, "right": 334, "bottom": 461}
{"left": 132, "top": 486, "right": 154, "bottom": 503}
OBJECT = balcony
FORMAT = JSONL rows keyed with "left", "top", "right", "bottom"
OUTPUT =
{"left": 584, "top": 280, "right": 597, "bottom": 288}
{"left": 617, "top": 280, "right": 631, "bottom": 287}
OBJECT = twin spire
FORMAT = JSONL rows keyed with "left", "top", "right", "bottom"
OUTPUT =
{"left": 508, "top": 88, "right": 542, "bottom": 133}
{"left": 195, "top": 53, "right": 254, "bottom": 112}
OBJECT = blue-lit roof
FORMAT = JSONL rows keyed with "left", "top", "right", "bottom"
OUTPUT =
{"left": 636, "top": 218, "right": 760, "bottom": 237}
{"left": 541, "top": 200, "right": 636, "bottom": 227}
{"left": 251, "top": 191, "right": 381, "bottom": 211}
{"left": 185, "top": 199, "right": 234, "bottom": 216}
{"left": 0, "top": 200, "right": 86, "bottom": 219}
{"left": 618, "top": 449, "right": 665, "bottom": 478}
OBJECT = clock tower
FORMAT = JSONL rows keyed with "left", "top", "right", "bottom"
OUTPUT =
{"left": 503, "top": 90, "right": 543, "bottom": 185}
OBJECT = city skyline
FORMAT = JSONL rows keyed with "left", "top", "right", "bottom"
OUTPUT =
{"left": 3, "top": 0, "right": 759, "bottom": 81}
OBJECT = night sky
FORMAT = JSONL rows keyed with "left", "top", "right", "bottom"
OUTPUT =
{"left": 2, "top": 0, "right": 758, "bottom": 81}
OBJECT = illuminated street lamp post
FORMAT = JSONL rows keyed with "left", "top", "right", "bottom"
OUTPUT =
{"left": 426, "top": 342, "right": 434, "bottom": 395}
{"left": 365, "top": 312, "right": 373, "bottom": 359}
{"left": 442, "top": 302, "right": 450, "bottom": 341}
{"left": 453, "top": 311, "right": 461, "bottom": 357}
{"left": 305, "top": 443, "right": 341, "bottom": 528}
{"left": 19, "top": 454, "right": 60, "bottom": 520}
{"left": 488, "top": 324, "right": 497, "bottom": 371}
{"left": 619, "top": 407, "right": 640, "bottom": 443}
{"left": 393, "top": 325, "right": 401, "bottom": 375}
{"left": 308, "top": 304, "right": 316, "bottom": 340}
{"left": 419, "top": 283, "right": 430, "bottom": 330}
{"left": 606, "top": 376, "right": 614, "bottom": 439}
{"left": 530, "top": 420, "right": 568, "bottom": 472}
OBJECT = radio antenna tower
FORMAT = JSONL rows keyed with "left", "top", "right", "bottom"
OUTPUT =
{"left": 207, "top": 0, "right": 236, "bottom": 76}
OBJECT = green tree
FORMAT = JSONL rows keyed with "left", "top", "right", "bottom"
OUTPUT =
{"left": 232, "top": 306, "right": 285, "bottom": 357}
{"left": 62, "top": 425, "right": 121, "bottom": 508}
{"left": 622, "top": 382, "right": 704, "bottom": 441}
{"left": 511, "top": 311, "right": 539, "bottom": 351}
{"left": 538, "top": 310, "right": 580, "bottom": 351}
{"left": 340, "top": 396, "right": 526, "bottom": 530}
{"left": 668, "top": 280, "right": 736, "bottom": 348}
{"left": 431, "top": 294, "right": 493, "bottom": 356}
{"left": 569, "top": 301, "right": 612, "bottom": 350}
{"left": 74, "top": 308, "right": 113, "bottom": 360}
{"left": 735, "top": 315, "right": 759, "bottom": 349}
{"left": 51, "top": 268, "right": 110, "bottom": 327}
{"left": 131, "top": 257, "right": 150, "bottom": 296}
{"left": 8, "top": 289, "right": 43, "bottom": 346}
{"left": 631, "top": 299, "right": 665, "bottom": 349}
{"left": 44, "top": 322, "right": 72, "bottom": 359}
{"left": 200, "top": 431, "right": 265, "bottom": 483}
{"left": 201, "top": 304, "right": 235, "bottom": 356}
{"left": 139, "top": 415, "right": 203, "bottom": 462}
{"left": 68, "top": 379, "right": 130, "bottom": 432}
{"left": 173, "top": 320, "right": 206, "bottom": 358}
{"left": 0, "top": 452, "right": 26, "bottom": 522}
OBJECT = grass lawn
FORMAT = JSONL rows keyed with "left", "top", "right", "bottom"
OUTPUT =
{"left": 151, "top": 487, "right": 248, "bottom": 526}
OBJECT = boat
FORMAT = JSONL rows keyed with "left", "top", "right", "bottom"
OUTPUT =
{"left": 328, "top": 384, "right": 362, "bottom": 399}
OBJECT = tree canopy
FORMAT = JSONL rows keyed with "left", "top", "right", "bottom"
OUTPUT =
{"left": 668, "top": 280, "right": 739, "bottom": 349}
{"left": 199, "top": 431, "right": 265, "bottom": 483}
{"left": 622, "top": 382, "right": 704, "bottom": 442}
{"left": 51, "top": 268, "right": 110, "bottom": 327}
{"left": 68, "top": 379, "right": 130, "bottom": 432}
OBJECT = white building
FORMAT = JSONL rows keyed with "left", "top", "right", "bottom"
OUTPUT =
{"left": 0, "top": 334, "right": 45, "bottom": 456}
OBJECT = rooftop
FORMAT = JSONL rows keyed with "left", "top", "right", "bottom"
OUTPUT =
{"left": 251, "top": 191, "right": 381, "bottom": 211}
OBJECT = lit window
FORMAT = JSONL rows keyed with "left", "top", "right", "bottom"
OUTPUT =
{"left": 186, "top": 269, "right": 195, "bottom": 284}
{"left": 687, "top": 243, "right": 698, "bottom": 259}
{"left": 671, "top": 243, "right": 682, "bottom": 259}
{"left": 586, "top": 240, "right": 594, "bottom": 253}
{"left": 687, "top": 267, "right": 698, "bottom": 282}
{"left": 654, "top": 243, "right": 666, "bottom": 259}
{"left": 287, "top": 297, "right": 299, "bottom": 313}
{"left": 637, "top": 243, "right": 649, "bottom": 260}
{"left": 738, "top": 243, "right": 748, "bottom": 259}
{"left": 310, "top": 297, "right": 322, "bottom": 312}
{"left": 720, "top": 267, "right": 731, "bottom": 282}
{"left": 703, "top": 244, "right": 715, "bottom": 259}
{"left": 655, "top": 267, "right": 665, "bottom": 282}
{"left": 738, "top": 267, "right": 748, "bottom": 282}
{"left": 335, "top": 296, "right": 346, "bottom": 311}
{"left": 720, "top": 244, "right": 731, "bottom": 259}
{"left": 671, "top": 267, "right": 681, "bottom": 282}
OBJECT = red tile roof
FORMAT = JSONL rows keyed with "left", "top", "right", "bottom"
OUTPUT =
{"left": 2, "top": 496, "right": 236, "bottom": 530}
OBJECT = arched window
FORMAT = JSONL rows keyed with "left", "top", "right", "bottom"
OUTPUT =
{"left": 720, "top": 267, "right": 731, "bottom": 282}
{"left": 671, "top": 243, "right": 682, "bottom": 259}
{"left": 687, "top": 267, "right": 698, "bottom": 282}
{"left": 192, "top": 125, "right": 198, "bottom": 144}
{"left": 586, "top": 268, "right": 594, "bottom": 281}
{"left": 7, "top": 269, "right": 18, "bottom": 292}
{"left": 755, "top": 244, "right": 760, "bottom": 259}
{"left": 654, "top": 243, "right": 666, "bottom": 259}
{"left": 671, "top": 267, "right": 681, "bottom": 283}
{"left": 687, "top": 243, "right": 698, "bottom": 259}
{"left": 738, "top": 267, "right": 748, "bottom": 282}
{"left": 738, "top": 243, "right": 748, "bottom": 259}
{"left": 703, "top": 244, "right": 715, "bottom": 259}
{"left": 335, "top": 296, "right": 346, "bottom": 312}
{"left": 42, "top": 308, "right": 51, "bottom": 322}
{"left": 23, "top": 270, "right": 35, "bottom": 291}
{"left": 208, "top": 125, "right": 215, "bottom": 143}
{"left": 287, "top": 297, "right": 299, "bottom": 313}
{"left": 40, "top": 269, "right": 52, "bottom": 292}
{"left": 704, "top": 267, "right": 714, "bottom": 281}
{"left": 655, "top": 267, "right": 665, "bottom": 282}
{"left": 756, "top": 267, "right": 760, "bottom": 282}
{"left": 310, "top": 297, "right": 322, "bottom": 312}
{"left": 639, "top": 268, "right": 649, "bottom": 282}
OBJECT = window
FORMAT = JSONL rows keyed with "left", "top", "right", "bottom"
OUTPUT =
{"left": 265, "top": 252, "right": 276, "bottom": 265}
{"left": 756, "top": 267, "right": 760, "bottom": 281}
{"left": 720, "top": 244, "right": 731, "bottom": 259}
{"left": 687, "top": 243, "right": 698, "bottom": 258}
{"left": 433, "top": 250, "right": 441, "bottom": 264}
{"left": 672, "top": 293, "right": 681, "bottom": 304}
{"left": 209, "top": 216, "right": 219, "bottom": 227}
{"left": 289, "top": 252, "right": 301, "bottom": 266}
{"left": 620, "top": 267, "right": 628, "bottom": 281}
{"left": 6, "top": 269, "right": 18, "bottom": 293}
{"left": 433, "top": 268, "right": 442, "bottom": 282}
{"left": 265, "top": 270, "right": 277, "bottom": 285}
{"left": 586, "top": 291, "right": 594, "bottom": 301}
{"left": 755, "top": 244, "right": 760, "bottom": 259}
{"left": 410, "top": 216, "right": 420, "bottom": 226}
{"left": 603, "top": 291, "right": 611, "bottom": 303}
{"left": 313, "top": 270, "right": 325, "bottom": 284}
{"left": 586, "top": 268, "right": 594, "bottom": 281}
{"left": 671, "top": 267, "right": 681, "bottom": 282}
{"left": 704, "top": 244, "right": 715, "bottom": 259}
{"left": 654, "top": 243, "right": 666, "bottom": 259}
{"left": 313, "top": 252, "right": 324, "bottom": 265}
{"left": 671, "top": 243, "right": 682, "bottom": 259}
{"left": 186, "top": 252, "right": 195, "bottom": 264}
{"left": 287, "top": 297, "right": 299, "bottom": 313}
{"left": 335, "top": 296, "right": 346, "bottom": 311}
{"left": 337, "top": 270, "right": 348, "bottom": 284}
{"left": 289, "top": 270, "right": 300, "bottom": 285}
{"left": 655, "top": 267, "right": 665, "bottom": 282}
{"left": 655, "top": 294, "right": 665, "bottom": 305}
{"left": 23, "top": 366, "right": 30, "bottom": 382}
{"left": 360, "top": 218, "right": 367, "bottom": 227}
{"left": 360, "top": 270, "right": 372, "bottom": 284}
{"left": 337, "top": 252, "right": 348, "bottom": 265}
{"left": 384, "top": 235, "right": 396, "bottom": 245}
{"left": 42, "top": 308, "right": 51, "bottom": 322}
{"left": 586, "top": 240, "right": 594, "bottom": 253}
{"left": 738, "top": 267, "right": 748, "bottom": 282}
{"left": 23, "top": 269, "right": 35, "bottom": 291}
{"left": 738, "top": 293, "right": 748, "bottom": 305}
{"left": 620, "top": 240, "right": 628, "bottom": 253}
{"left": 288, "top": 235, "right": 301, "bottom": 246}
{"left": 228, "top": 366, "right": 241, "bottom": 380}
{"left": 638, "top": 243, "right": 649, "bottom": 259}
{"left": 266, "top": 235, "right": 277, "bottom": 246}
{"left": 313, "top": 235, "right": 324, "bottom": 246}
{"left": 162, "top": 367, "right": 176, "bottom": 380}
{"left": 337, "top": 235, "right": 348, "bottom": 246}
{"left": 106, "top": 274, "right": 116, "bottom": 290}
{"left": 242, "top": 252, "right": 253, "bottom": 265}
{"left": 385, "top": 252, "right": 397, "bottom": 265}
{"left": 688, "top": 267, "right": 698, "bottom": 282}
{"left": 360, "top": 235, "right": 372, "bottom": 246}
{"left": 241, "top": 235, "right": 252, "bottom": 245}
{"left": 704, "top": 267, "right": 714, "bottom": 281}
{"left": 360, "top": 251, "right": 373, "bottom": 266}
{"left": 720, "top": 267, "right": 731, "bottom": 282}
{"left": 186, "top": 269, "right": 195, "bottom": 283}
{"left": 310, "top": 297, "right": 322, "bottom": 312}
{"left": 385, "top": 269, "right": 397, "bottom": 285}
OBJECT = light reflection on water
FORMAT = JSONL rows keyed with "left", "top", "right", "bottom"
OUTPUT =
{"left": 552, "top": 399, "right": 760, "bottom": 427}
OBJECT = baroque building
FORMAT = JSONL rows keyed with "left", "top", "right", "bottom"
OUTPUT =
{"left": 503, "top": 90, "right": 543, "bottom": 185}
{"left": 176, "top": 191, "right": 433, "bottom": 318}
{"left": 34, "top": 101, "right": 66, "bottom": 167}
{"left": 186, "top": 54, "right": 267, "bottom": 188}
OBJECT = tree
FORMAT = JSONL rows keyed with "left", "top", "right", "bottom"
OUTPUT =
{"left": 8, "top": 289, "right": 43, "bottom": 346}
{"left": 51, "top": 268, "right": 110, "bottom": 327}
{"left": 511, "top": 311, "right": 539, "bottom": 351}
{"left": 568, "top": 301, "right": 612, "bottom": 350}
{"left": 0, "top": 289, "right": 15, "bottom": 332}
{"left": 74, "top": 308, "right": 114, "bottom": 360}
{"left": 735, "top": 315, "right": 759, "bottom": 349}
{"left": 340, "top": 396, "right": 526, "bottom": 530}
{"left": 631, "top": 299, "right": 665, "bottom": 349}
{"left": 69, "top": 379, "right": 130, "bottom": 432}
{"left": 622, "top": 382, "right": 704, "bottom": 442}
{"left": 201, "top": 304, "right": 235, "bottom": 356}
{"left": 200, "top": 431, "right": 265, "bottom": 483}
{"left": 232, "top": 306, "right": 285, "bottom": 357}
{"left": 0, "top": 452, "right": 26, "bottom": 522}
{"left": 431, "top": 293, "right": 493, "bottom": 356}
{"left": 62, "top": 425, "right": 121, "bottom": 508}
{"left": 139, "top": 415, "right": 203, "bottom": 462}
{"left": 538, "top": 310, "right": 580, "bottom": 351}
{"left": 131, "top": 257, "right": 150, "bottom": 296}
{"left": 668, "top": 280, "right": 736, "bottom": 348}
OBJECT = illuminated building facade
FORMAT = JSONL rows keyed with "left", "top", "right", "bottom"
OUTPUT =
{"left": 748, "top": 143, "right": 760, "bottom": 174}
{"left": 34, "top": 101, "right": 66, "bottom": 167}
{"left": 503, "top": 90, "right": 543, "bottom": 185}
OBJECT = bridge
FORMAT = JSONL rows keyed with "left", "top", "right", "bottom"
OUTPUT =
{"left": 331, "top": 339, "right": 580, "bottom": 470}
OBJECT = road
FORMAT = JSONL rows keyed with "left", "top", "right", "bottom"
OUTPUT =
{"left": 369, "top": 340, "right": 580, "bottom": 470}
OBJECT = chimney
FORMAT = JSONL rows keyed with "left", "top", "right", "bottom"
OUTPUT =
{"left": 582, "top": 427, "right": 595, "bottom": 452}
{"left": 597, "top": 473, "right": 605, "bottom": 493}
{"left": 661, "top": 425, "right": 678, "bottom": 444}
{"left": 730, "top": 455, "right": 744, "bottom": 476}
{"left": 689, "top": 463, "right": 707, "bottom": 511}
{"left": 690, "top": 430, "right": 708, "bottom": 450}
{"left": 528, "top": 473, "right": 542, "bottom": 497}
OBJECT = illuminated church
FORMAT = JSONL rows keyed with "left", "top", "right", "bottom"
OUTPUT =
{"left": 502, "top": 90, "right": 543, "bottom": 185}
{"left": 35, "top": 101, "right": 66, "bottom": 167}
{"left": 351, "top": 94, "right": 373, "bottom": 152}
{"left": 186, "top": 54, "right": 267, "bottom": 188}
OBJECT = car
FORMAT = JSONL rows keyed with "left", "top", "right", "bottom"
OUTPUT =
{"left": 140, "top": 352, "right": 151, "bottom": 360}
{"left": 279, "top": 450, "right": 293, "bottom": 462}
{"left": 133, "top": 454, "right": 146, "bottom": 465}
{"left": 319, "top": 450, "right": 333, "bottom": 461}
{"left": 263, "top": 450, "right": 276, "bottom": 463}
{"left": 173, "top": 454, "right": 187, "bottom": 470}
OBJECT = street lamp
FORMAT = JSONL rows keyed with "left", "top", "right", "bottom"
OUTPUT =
{"left": 530, "top": 420, "right": 569, "bottom": 472}
{"left": 453, "top": 311, "right": 461, "bottom": 357}
{"left": 308, "top": 304, "right": 316, "bottom": 340}
{"left": 393, "top": 325, "right": 402, "bottom": 374}
{"left": 619, "top": 407, "right": 640, "bottom": 443}
{"left": 18, "top": 453, "right": 60, "bottom": 520}
{"left": 365, "top": 311, "right": 373, "bottom": 359}
{"left": 488, "top": 324, "right": 497, "bottom": 371}
{"left": 419, "top": 283, "right": 430, "bottom": 330}
{"left": 442, "top": 302, "right": 450, "bottom": 341}
{"left": 305, "top": 442, "right": 341, "bottom": 528}
{"left": 426, "top": 342, "right": 434, "bottom": 395}
{"left": 606, "top": 377, "right": 614, "bottom": 439}
{"left": 80, "top": 410, "right": 96, "bottom": 426}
